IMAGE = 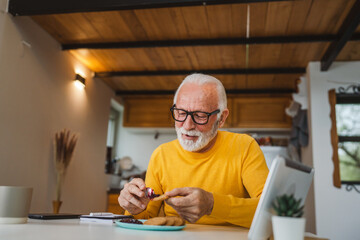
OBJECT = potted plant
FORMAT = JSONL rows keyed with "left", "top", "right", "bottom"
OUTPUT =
{"left": 271, "top": 194, "right": 306, "bottom": 240}
{"left": 53, "top": 129, "right": 78, "bottom": 213}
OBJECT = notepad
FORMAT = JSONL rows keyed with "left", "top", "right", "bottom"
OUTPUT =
{"left": 80, "top": 213, "right": 132, "bottom": 224}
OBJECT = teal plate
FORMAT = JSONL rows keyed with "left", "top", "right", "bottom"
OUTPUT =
{"left": 115, "top": 219, "right": 185, "bottom": 231}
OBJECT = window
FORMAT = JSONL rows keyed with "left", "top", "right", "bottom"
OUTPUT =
{"left": 329, "top": 86, "right": 360, "bottom": 193}
{"left": 105, "top": 106, "right": 121, "bottom": 174}
{"left": 107, "top": 108, "right": 119, "bottom": 148}
{"left": 336, "top": 97, "right": 360, "bottom": 184}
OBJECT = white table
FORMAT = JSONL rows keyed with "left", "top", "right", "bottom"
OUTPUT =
{"left": 0, "top": 219, "right": 250, "bottom": 240}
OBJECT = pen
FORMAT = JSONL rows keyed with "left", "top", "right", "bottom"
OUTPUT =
{"left": 90, "top": 212, "right": 113, "bottom": 216}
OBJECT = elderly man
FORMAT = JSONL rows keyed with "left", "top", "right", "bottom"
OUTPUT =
{"left": 118, "top": 73, "right": 268, "bottom": 227}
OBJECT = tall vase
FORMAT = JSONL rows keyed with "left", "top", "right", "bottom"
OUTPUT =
{"left": 52, "top": 200, "right": 62, "bottom": 214}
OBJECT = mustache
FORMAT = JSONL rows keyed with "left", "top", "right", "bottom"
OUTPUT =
{"left": 178, "top": 128, "right": 201, "bottom": 137}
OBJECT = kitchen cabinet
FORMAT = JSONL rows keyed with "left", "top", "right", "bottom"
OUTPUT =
{"left": 107, "top": 193, "right": 124, "bottom": 214}
{"left": 123, "top": 96, "right": 174, "bottom": 127}
{"left": 229, "top": 96, "right": 292, "bottom": 128}
{"left": 122, "top": 95, "right": 291, "bottom": 129}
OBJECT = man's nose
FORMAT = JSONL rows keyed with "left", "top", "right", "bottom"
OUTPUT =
{"left": 183, "top": 114, "right": 196, "bottom": 130}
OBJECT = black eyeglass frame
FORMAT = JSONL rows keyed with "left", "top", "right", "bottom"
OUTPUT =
{"left": 170, "top": 104, "right": 220, "bottom": 125}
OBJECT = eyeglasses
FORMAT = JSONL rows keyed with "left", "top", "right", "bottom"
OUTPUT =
{"left": 170, "top": 104, "right": 220, "bottom": 125}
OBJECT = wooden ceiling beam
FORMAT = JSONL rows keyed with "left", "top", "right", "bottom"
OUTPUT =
{"left": 62, "top": 34, "right": 360, "bottom": 50}
{"left": 95, "top": 68, "right": 305, "bottom": 78}
{"left": 321, "top": 0, "right": 360, "bottom": 71}
{"left": 8, "top": 0, "right": 292, "bottom": 16}
{"left": 116, "top": 88, "right": 295, "bottom": 96}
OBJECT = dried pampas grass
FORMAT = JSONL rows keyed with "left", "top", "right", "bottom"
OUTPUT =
{"left": 54, "top": 129, "right": 78, "bottom": 201}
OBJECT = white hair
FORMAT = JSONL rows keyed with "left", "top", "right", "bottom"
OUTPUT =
{"left": 173, "top": 73, "right": 227, "bottom": 112}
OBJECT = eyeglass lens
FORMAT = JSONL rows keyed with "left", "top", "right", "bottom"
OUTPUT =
{"left": 173, "top": 109, "right": 209, "bottom": 124}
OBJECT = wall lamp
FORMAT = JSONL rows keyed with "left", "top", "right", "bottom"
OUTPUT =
{"left": 74, "top": 74, "right": 86, "bottom": 89}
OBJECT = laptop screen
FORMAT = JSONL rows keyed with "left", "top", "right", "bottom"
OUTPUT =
{"left": 248, "top": 156, "right": 314, "bottom": 240}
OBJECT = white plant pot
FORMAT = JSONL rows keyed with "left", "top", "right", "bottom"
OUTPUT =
{"left": 272, "top": 216, "right": 306, "bottom": 240}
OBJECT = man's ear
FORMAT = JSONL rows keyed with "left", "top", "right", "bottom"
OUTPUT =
{"left": 219, "top": 109, "right": 229, "bottom": 128}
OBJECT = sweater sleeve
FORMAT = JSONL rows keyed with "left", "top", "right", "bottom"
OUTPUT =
{"left": 209, "top": 138, "right": 268, "bottom": 228}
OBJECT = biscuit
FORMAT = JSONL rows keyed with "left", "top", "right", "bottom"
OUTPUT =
{"left": 164, "top": 217, "right": 176, "bottom": 226}
{"left": 143, "top": 217, "right": 167, "bottom": 226}
{"left": 167, "top": 216, "right": 185, "bottom": 226}
{"left": 152, "top": 194, "right": 169, "bottom": 201}
{"left": 143, "top": 216, "right": 185, "bottom": 226}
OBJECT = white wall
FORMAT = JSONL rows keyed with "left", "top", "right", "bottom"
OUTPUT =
{"left": 115, "top": 126, "right": 177, "bottom": 171}
{"left": 0, "top": 0, "right": 114, "bottom": 213}
{"left": 307, "top": 61, "right": 360, "bottom": 240}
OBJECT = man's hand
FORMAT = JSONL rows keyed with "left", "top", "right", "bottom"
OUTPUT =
{"left": 165, "top": 187, "right": 214, "bottom": 223}
{"left": 118, "top": 178, "right": 149, "bottom": 215}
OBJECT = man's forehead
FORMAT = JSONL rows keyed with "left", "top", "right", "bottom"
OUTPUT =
{"left": 176, "top": 84, "right": 218, "bottom": 110}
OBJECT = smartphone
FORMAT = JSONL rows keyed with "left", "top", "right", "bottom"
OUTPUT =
{"left": 28, "top": 213, "right": 81, "bottom": 220}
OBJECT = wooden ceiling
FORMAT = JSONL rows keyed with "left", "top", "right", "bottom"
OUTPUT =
{"left": 8, "top": 0, "right": 360, "bottom": 96}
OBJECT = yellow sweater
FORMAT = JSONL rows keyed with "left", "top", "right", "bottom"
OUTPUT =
{"left": 132, "top": 130, "right": 269, "bottom": 228}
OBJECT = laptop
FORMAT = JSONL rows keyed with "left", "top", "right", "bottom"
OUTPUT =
{"left": 248, "top": 156, "right": 314, "bottom": 240}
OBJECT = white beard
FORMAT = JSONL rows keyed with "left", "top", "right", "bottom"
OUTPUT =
{"left": 176, "top": 121, "right": 219, "bottom": 152}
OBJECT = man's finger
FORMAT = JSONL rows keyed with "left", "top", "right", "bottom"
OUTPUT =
{"left": 166, "top": 195, "right": 192, "bottom": 207}
{"left": 129, "top": 178, "right": 146, "bottom": 190}
{"left": 165, "top": 187, "right": 193, "bottom": 197}
{"left": 123, "top": 192, "right": 146, "bottom": 210}
{"left": 126, "top": 183, "right": 146, "bottom": 198}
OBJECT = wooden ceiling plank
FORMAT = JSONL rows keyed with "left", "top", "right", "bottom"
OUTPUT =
{"left": 317, "top": 0, "right": 356, "bottom": 35}
{"left": 303, "top": 0, "right": 355, "bottom": 35}
{"left": 307, "top": 42, "right": 330, "bottom": 62}
{"left": 232, "top": 75, "right": 248, "bottom": 89}
{"left": 118, "top": 10, "right": 150, "bottom": 40}
{"left": 95, "top": 67, "right": 305, "bottom": 78}
{"left": 31, "top": 14, "right": 74, "bottom": 43}
{"left": 264, "top": 1, "right": 292, "bottom": 36}
{"left": 69, "top": 50, "right": 103, "bottom": 71}
{"left": 128, "top": 48, "right": 160, "bottom": 71}
{"left": 231, "top": 4, "right": 248, "bottom": 38}
{"left": 215, "top": 45, "right": 242, "bottom": 69}
{"left": 134, "top": 9, "right": 169, "bottom": 40}
{"left": 8, "top": 0, "right": 294, "bottom": 16}
{"left": 285, "top": 0, "right": 312, "bottom": 35}
{"left": 115, "top": 88, "right": 295, "bottom": 96}
{"left": 273, "top": 74, "right": 299, "bottom": 89}
{"left": 278, "top": 43, "right": 301, "bottom": 68}
{"left": 184, "top": 47, "right": 202, "bottom": 69}
{"left": 247, "top": 74, "right": 274, "bottom": 88}
{"left": 162, "top": 48, "right": 190, "bottom": 70}
{"left": 233, "top": 45, "right": 247, "bottom": 68}
{"left": 181, "top": 6, "right": 210, "bottom": 39}
{"left": 142, "top": 48, "right": 167, "bottom": 69}
{"left": 321, "top": 0, "right": 360, "bottom": 71}
{"left": 167, "top": 47, "right": 195, "bottom": 70}
{"left": 168, "top": 8, "right": 192, "bottom": 39}
{"left": 205, "top": 5, "right": 234, "bottom": 38}
{"left": 109, "top": 49, "right": 143, "bottom": 71}
{"left": 85, "top": 11, "right": 136, "bottom": 42}
{"left": 259, "top": 44, "right": 283, "bottom": 68}
{"left": 249, "top": 2, "right": 268, "bottom": 37}
{"left": 337, "top": 41, "right": 360, "bottom": 61}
